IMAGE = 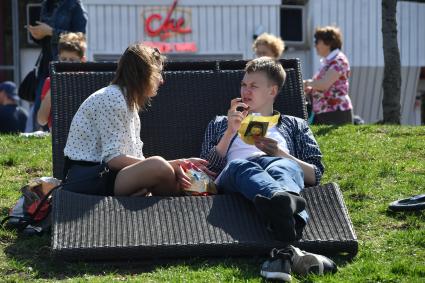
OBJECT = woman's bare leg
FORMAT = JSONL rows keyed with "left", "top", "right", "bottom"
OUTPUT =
{"left": 113, "top": 156, "right": 180, "bottom": 196}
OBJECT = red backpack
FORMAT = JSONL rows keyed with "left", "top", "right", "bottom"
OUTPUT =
{"left": 1, "top": 177, "right": 61, "bottom": 235}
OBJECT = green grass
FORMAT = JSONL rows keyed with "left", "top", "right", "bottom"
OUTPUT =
{"left": 1, "top": 125, "right": 425, "bottom": 282}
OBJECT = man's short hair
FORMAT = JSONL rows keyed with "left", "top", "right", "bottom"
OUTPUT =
{"left": 244, "top": 57, "right": 286, "bottom": 92}
{"left": 58, "top": 32, "right": 87, "bottom": 58}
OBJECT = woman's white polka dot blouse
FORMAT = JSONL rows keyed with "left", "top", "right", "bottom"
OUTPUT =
{"left": 64, "top": 84, "right": 144, "bottom": 162}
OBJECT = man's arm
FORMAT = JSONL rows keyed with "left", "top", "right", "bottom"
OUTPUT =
{"left": 200, "top": 98, "right": 249, "bottom": 174}
{"left": 295, "top": 120, "right": 324, "bottom": 185}
{"left": 200, "top": 118, "right": 229, "bottom": 174}
{"left": 37, "top": 90, "right": 51, "bottom": 126}
{"left": 254, "top": 118, "right": 324, "bottom": 186}
{"left": 254, "top": 136, "right": 317, "bottom": 185}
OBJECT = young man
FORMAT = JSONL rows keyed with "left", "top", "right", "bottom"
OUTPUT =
{"left": 0, "top": 81, "right": 28, "bottom": 133}
{"left": 37, "top": 32, "right": 87, "bottom": 131}
{"left": 200, "top": 57, "right": 324, "bottom": 243}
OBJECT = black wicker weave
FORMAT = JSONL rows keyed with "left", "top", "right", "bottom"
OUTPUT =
{"left": 49, "top": 59, "right": 357, "bottom": 260}
{"left": 50, "top": 60, "right": 307, "bottom": 180}
{"left": 51, "top": 183, "right": 357, "bottom": 260}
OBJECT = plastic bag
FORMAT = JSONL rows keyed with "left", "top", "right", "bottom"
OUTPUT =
{"left": 183, "top": 168, "right": 217, "bottom": 196}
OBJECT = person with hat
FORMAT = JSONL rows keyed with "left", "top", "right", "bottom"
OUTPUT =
{"left": 0, "top": 81, "right": 28, "bottom": 133}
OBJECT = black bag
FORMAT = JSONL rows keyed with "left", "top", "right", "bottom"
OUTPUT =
{"left": 18, "top": 53, "right": 42, "bottom": 102}
{"left": 62, "top": 162, "right": 111, "bottom": 195}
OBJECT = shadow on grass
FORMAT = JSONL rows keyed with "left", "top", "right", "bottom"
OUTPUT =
{"left": 385, "top": 209, "right": 425, "bottom": 220}
{"left": 3, "top": 233, "right": 357, "bottom": 281}
{"left": 314, "top": 125, "right": 341, "bottom": 136}
{"left": 3, "top": 233, "right": 263, "bottom": 280}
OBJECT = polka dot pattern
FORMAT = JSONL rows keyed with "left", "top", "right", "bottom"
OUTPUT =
{"left": 64, "top": 85, "right": 144, "bottom": 162}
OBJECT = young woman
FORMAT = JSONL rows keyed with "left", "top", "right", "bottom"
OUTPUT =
{"left": 63, "top": 43, "right": 212, "bottom": 196}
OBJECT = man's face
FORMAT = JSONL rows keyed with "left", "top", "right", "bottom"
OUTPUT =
{"left": 240, "top": 71, "right": 276, "bottom": 113}
{"left": 59, "top": 50, "right": 85, "bottom": 62}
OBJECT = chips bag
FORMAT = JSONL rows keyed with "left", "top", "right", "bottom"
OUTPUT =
{"left": 237, "top": 113, "right": 280, "bottom": 145}
{"left": 183, "top": 168, "right": 217, "bottom": 196}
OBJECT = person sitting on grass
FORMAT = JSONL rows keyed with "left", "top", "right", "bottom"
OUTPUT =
{"left": 0, "top": 81, "right": 28, "bottom": 134}
{"left": 37, "top": 32, "right": 87, "bottom": 131}
{"left": 63, "top": 43, "right": 213, "bottom": 197}
{"left": 200, "top": 57, "right": 324, "bottom": 242}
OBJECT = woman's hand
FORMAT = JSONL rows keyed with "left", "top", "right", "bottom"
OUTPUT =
{"left": 226, "top": 98, "right": 249, "bottom": 135}
{"left": 169, "top": 159, "right": 192, "bottom": 189}
{"left": 184, "top": 158, "right": 216, "bottom": 178}
{"left": 254, "top": 136, "right": 288, "bottom": 157}
{"left": 303, "top": 79, "right": 314, "bottom": 94}
{"left": 169, "top": 158, "right": 216, "bottom": 190}
{"left": 27, "top": 21, "right": 53, "bottom": 40}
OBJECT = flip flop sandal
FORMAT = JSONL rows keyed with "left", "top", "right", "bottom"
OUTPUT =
{"left": 388, "top": 194, "right": 425, "bottom": 212}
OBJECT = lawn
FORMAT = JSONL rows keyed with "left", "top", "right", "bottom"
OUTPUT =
{"left": 1, "top": 125, "right": 424, "bottom": 282}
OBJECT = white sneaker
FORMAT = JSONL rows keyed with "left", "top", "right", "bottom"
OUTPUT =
{"left": 289, "top": 245, "right": 337, "bottom": 276}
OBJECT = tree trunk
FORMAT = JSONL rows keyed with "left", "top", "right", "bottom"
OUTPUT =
{"left": 381, "top": 0, "right": 401, "bottom": 124}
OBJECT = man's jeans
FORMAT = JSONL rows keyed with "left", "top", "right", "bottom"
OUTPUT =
{"left": 217, "top": 156, "right": 308, "bottom": 222}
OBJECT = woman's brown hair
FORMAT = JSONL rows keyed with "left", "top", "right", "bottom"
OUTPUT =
{"left": 314, "top": 26, "right": 343, "bottom": 51}
{"left": 112, "top": 43, "right": 165, "bottom": 111}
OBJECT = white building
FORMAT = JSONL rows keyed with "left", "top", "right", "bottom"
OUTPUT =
{"left": 7, "top": 0, "right": 425, "bottom": 124}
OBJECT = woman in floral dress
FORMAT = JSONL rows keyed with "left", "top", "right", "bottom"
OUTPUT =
{"left": 304, "top": 26, "right": 353, "bottom": 125}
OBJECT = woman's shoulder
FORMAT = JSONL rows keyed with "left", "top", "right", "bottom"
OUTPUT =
{"left": 84, "top": 85, "right": 127, "bottom": 110}
{"left": 335, "top": 51, "right": 349, "bottom": 64}
{"left": 328, "top": 51, "right": 349, "bottom": 71}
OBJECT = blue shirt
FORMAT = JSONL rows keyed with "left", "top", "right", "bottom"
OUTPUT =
{"left": 200, "top": 114, "right": 324, "bottom": 185}
{"left": 0, "top": 105, "right": 28, "bottom": 134}
{"left": 37, "top": 0, "right": 88, "bottom": 81}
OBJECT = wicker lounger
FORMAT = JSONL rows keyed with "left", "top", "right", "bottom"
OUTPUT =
{"left": 50, "top": 60, "right": 358, "bottom": 260}
{"left": 52, "top": 183, "right": 356, "bottom": 260}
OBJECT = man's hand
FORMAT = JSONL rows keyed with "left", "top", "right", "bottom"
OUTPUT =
{"left": 254, "top": 136, "right": 288, "bottom": 157}
{"left": 27, "top": 21, "right": 53, "bottom": 40}
{"left": 226, "top": 98, "right": 249, "bottom": 135}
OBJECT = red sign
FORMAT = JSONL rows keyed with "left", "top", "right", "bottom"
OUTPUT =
{"left": 145, "top": 0, "right": 192, "bottom": 41}
{"left": 143, "top": 41, "right": 197, "bottom": 53}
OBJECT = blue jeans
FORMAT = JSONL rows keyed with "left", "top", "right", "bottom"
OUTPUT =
{"left": 217, "top": 156, "right": 308, "bottom": 222}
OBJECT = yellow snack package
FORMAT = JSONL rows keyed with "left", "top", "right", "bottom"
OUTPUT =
{"left": 237, "top": 113, "right": 280, "bottom": 145}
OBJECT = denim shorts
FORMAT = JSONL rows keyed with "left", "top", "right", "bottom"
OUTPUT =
{"left": 63, "top": 159, "right": 119, "bottom": 196}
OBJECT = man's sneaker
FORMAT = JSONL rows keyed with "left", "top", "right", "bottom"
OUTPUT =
{"left": 260, "top": 248, "right": 293, "bottom": 282}
{"left": 289, "top": 245, "right": 337, "bottom": 276}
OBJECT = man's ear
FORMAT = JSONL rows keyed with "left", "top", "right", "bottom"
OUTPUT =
{"left": 270, "top": 85, "right": 278, "bottom": 97}
{"left": 81, "top": 56, "right": 87, "bottom": 63}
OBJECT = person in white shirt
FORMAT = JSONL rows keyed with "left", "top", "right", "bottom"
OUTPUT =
{"left": 200, "top": 57, "right": 324, "bottom": 242}
{"left": 64, "top": 43, "right": 212, "bottom": 197}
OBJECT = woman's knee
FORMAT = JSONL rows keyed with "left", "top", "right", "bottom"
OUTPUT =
{"left": 144, "top": 156, "right": 174, "bottom": 179}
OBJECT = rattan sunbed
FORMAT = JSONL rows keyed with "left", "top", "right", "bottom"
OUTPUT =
{"left": 50, "top": 59, "right": 358, "bottom": 260}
